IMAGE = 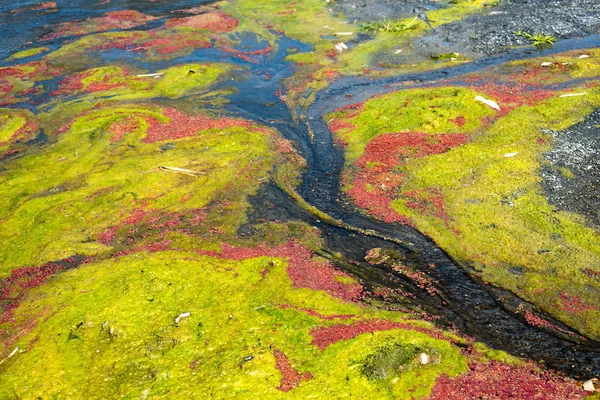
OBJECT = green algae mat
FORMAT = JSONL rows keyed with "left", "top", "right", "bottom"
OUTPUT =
{"left": 0, "top": 0, "right": 599, "bottom": 399}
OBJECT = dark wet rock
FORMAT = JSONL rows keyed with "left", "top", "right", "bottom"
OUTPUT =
{"left": 413, "top": 0, "right": 600, "bottom": 58}
{"left": 330, "top": 0, "right": 443, "bottom": 23}
{"left": 542, "top": 108, "right": 600, "bottom": 229}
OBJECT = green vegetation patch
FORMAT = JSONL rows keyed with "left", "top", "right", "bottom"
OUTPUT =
{"left": 0, "top": 104, "right": 289, "bottom": 274}
{"left": 5, "top": 47, "right": 50, "bottom": 61}
{"left": 0, "top": 251, "right": 465, "bottom": 399}
{"left": 390, "top": 90, "right": 600, "bottom": 337}
{"left": 0, "top": 108, "right": 39, "bottom": 155}
{"left": 327, "top": 86, "right": 495, "bottom": 164}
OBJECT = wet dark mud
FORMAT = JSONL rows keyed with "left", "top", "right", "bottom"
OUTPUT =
{"left": 413, "top": 0, "right": 600, "bottom": 59}
{"left": 542, "top": 108, "right": 600, "bottom": 229}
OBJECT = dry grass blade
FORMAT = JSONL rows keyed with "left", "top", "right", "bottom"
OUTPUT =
{"left": 159, "top": 166, "right": 205, "bottom": 177}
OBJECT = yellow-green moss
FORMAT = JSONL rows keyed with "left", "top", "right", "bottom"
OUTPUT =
{"left": 392, "top": 90, "right": 600, "bottom": 336}
{"left": 0, "top": 105, "right": 282, "bottom": 275}
{"left": 5, "top": 47, "right": 50, "bottom": 61}
{"left": 327, "top": 86, "right": 495, "bottom": 164}
{"left": 0, "top": 251, "right": 466, "bottom": 398}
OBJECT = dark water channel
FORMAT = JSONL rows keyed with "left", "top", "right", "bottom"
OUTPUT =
{"left": 2, "top": 1, "right": 600, "bottom": 380}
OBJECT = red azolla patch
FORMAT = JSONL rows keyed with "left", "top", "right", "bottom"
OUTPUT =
{"left": 0, "top": 257, "right": 83, "bottom": 325}
{"left": 109, "top": 115, "right": 139, "bottom": 143}
{"left": 359, "top": 132, "right": 469, "bottom": 168}
{"left": 140, "top": 31, "right": 212, "bottom": 55}
{"left": 5, "top": 2, "right": 56, "bottom": 15}
{"left": 41, "top": 10, "right": 156, "bottom": 40}
{"left": 273, "top": 349, "right": 312, "bottom": 392}
{"left": 219, "top": 45, "right": 274, "bottom": 63}
{"left": 165, "top": 12, "right": 239, "bottom": 32}
{"left": 347, "top": 132, "right": 467, "bottom": 224}
{"left": 466, "top": 82, "right": 555, "bottom": 117}
{"left": 0, "top": 80, "right": 13, "bottom": 95}
{"left": 329, "top": 119, "right": 355, "bottom": 134}
{"left": 450, "top": 115, "right": 466, "bottom": 127}
{"left": 402, "top": 187, "right": 454, "bottom": 227}
{"left": 556, "top": 292, "right": 598, "bottom": 314}
{"left": 430, "top": 360, "right": 586, "bottom": 400}
{"left": 392, "top": 263, "right": 439, "bottom": 296}
{"left": 143, "top": 108, "right": 251, "bottom": 143}
{"left": 348, "top": 170, "right": 411, "bottom": 224}
{"left": 52, "top": 68, "right": 131, "bottom": 96}
{"left": 337, "top": 102, "right": 363, "bottom": 112}
{"left": 522, "top": 310, "right": 575, "bottom": 337}
{"left": 310, "top": 319, "right": 446, "bottom": 350}
{"left": 97, "top": 207, "right": 207, "bottom": 246}
{"left": 0, "top": 62, "right": 61, "bottom": 105}
{"left": 201, "top": 241, "right": 363, "bottom": 302}
{"left": 0, "top": 115, "right": 39, "bottom": 150}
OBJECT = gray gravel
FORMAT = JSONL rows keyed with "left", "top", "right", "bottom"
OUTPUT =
{"left": 330, "top": 0, "right": 444, "bottom": 23}
{"left": 412, "top": 0, "right": 600, "bottom": 57}
{"left": 542, "top": 108, "right": 600, "bottom": 229}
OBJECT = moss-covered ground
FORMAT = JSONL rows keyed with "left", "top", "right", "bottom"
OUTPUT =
{"left": 327, "top": 50, "right": 600, "bottom": 339}
{"left": 0, "top": 1, "right": 596, "bottom": 398}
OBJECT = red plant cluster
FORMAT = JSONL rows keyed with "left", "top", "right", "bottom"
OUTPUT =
{"left": 199, "top": 241, "right": 363, "bottom": 302}
{"left": 372, "top": 286, "right": 417, "bottom": 301}
{"left": 165, "top": 12, "right": 239, "bottom": 32}
{"left": 0, "top": 115, "right": 39, "bottom": 150}
{"left": 430, "top": 360, "right": 586, "bottom": 400}
{"left": 328, "top": 119, "right": 355, "bottom": 133}
{"left": 220, "top": 45, "right": 274, "bottom": 63}
{"left": 337, "top": 102, "right": 363, "bottom": 112}
{"left": 278, "top": 304, "right": 355, "bottom": 321}
{"left": 392, "top": 263, "right": 439, "bottom": 296}
{"left": 70, "top": 28, "right": 211, "bottom": 57}
{"left": 143, "top": 108, "right": 252, "bottom": 143}
{"left": 273, "top": 349, "right": 312, "bottom": 392}
{"left": 0, "top": 257, "right": 82, "bottom": 324}
{"left": 347, "top": 131, "right": 467, "bottom": 223}
{"left": 364, "top": 247, "right": 390, "bottom": 265}
{"left": 556, "top": 292, "right": 598, "bottom": 314}
{"left": 402, "top": 188, "right": 453, "bottom": 226}
{"left": 310, "top": 319, "right": 446, "bottom": 350}
{"left": 522, "top": 310, "right": 575, "bottom": 337}
{"left": 41, "top": 10, "right": 157, "bottom": 40}
{"left": 143, "top": 31, "right": 213, "bottom": 55}
{"left": 109, "top": 115, "right": 139, "bottom": 142}
{"left": 0, "top": 62, "right": 61, "bottom": 106}
{"left": 52, "top": 68, "right": 131, "bottom": 96}
{"left": 450, "top": 115, "right": 466, "bottom": 127}
{"left": 0, "top": 80, "right": 13, "bottom": 96}
{"left": 97, "top": 207, "right": 207, "bottom": 246}
{"left": 584, "top": 268, "right": 600, "bottom": 282}
{"left": 5, "top": 2, "right": 56, "bottom": 15}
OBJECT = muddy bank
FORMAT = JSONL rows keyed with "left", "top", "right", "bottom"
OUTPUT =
{"left": 542, "top": 108, "right": 600, "bottom": 229}
{"left": 412, "top": 0, "right": 600, "bottom": 58}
